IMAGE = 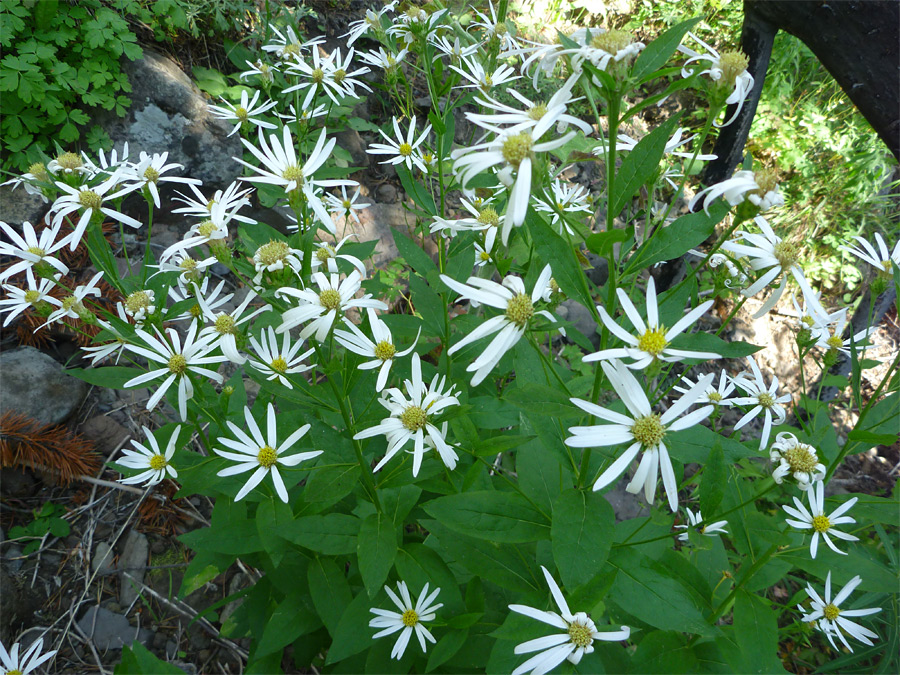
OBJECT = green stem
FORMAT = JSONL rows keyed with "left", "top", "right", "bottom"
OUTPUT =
{"left": 141, "top": 198, "right": 154, "bottom": 285}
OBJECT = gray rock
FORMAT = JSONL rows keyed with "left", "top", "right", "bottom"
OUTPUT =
{"left": 103, "top": 50, "right": 240, "bottom": 191}
{"left": 219, "top": 572, "right": 247, "bottom": 624}
{"left": 0, "top": 185, "right": 47, "bottom": 230}
{"left": 76, "top": 605, "right": 153, "bottom": 650}
{"left": 557, "top": 300, "right": 600, "bottom": 348}
{"left": 0, "top": 346, "right": 88, "bottom": 427}
{"left": 335, "top": 127, "right": 369, "bottom": 167}
{"left": 118, "top": 531, "right": 149, "bottom": 606}
{"left": 80, "top": 416, "right": 130, "bottom": 458}
{"left": 92, "top": 542, "right": 116, "bottom": 576}
{"left": 375, "top": 183, "right": 398, "bottom": 204}
{"left": 332, "top": 201, "right": 420, "bottom": 269}
{"left": 603, "top": 477, "right": 651, "bottom": 522}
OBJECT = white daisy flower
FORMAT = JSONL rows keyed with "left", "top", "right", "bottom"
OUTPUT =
{"left": 452, "top": 123, "right": 575, "bottom": 237}
{"left": 367, "top": 115, "right": 432, "bottom": 174}
{"left": 324, "top": 185, "right": 370, "bottom": 225}
{"left": 840, "top": 232, "right": 898, "bottom": 274}
{"left": 430, "top": 35, "right": 479, "bottom": 62}
{"left": 334, "top": 308, "right": 420, "bottom": 391}
{"left": 214, "top": 402, "right": 322, "bottom": 502}
{"left": 41, "top": 271, "right": 104, "bottom": 328}
{"left": 262, "top": 24, "right": 324, "bottom": 62}
{"left": 253, "top": 239, "right": 303, "bottom": 280}
{"left": 731, "top": 355, "right": 791, "bottom": 450}
{"left": 721, "top": 215, "right": 814, "bottom": 318}
{"left": 675, "top": 508, "right": 728, "bottom": 542}
{"left": 533, "top": 177, "right": 592, "bottom": 235}
{"left": 47, "top": 150, "right": 90, "bottom": 176}
{"left": 82, "top": 304, "right": 132, "bottom": 366}
{"left": 172, "top": 181, "right": 256, "bottom": 225}
{"left": 509, "top": 565, "right": 630, "bottom": 675}
{"left": 783, "top": 480, "right": 859, "bottom": 559}
{"left": 673, "top": 370, "right": 735, "bottom": 406}
{"left": 121, "top": 288, "right": 156, "bottom": 323}
{"left": 559, "top": 27, "right": 645, "bottom": 76}
{"left": 275, "top": 102, "right": 329, "bottom": 126}
{"left": 239, "top": 59, "right": 279, "bottom": 84}
{"left": 474, "top": 226, "right": 498, "bottom": 268}
{"left": 149, "top": 252, "right": 216, "bottom": 290}
{"left": 324, "top": 47, "right": 372, "bottom": 99}
{"left": 312, "top": 235, "right": 367, "bottom": 276}
{"left": 117, "top": 426, "right": 180, "bottom": 486}
{"left": 167, "top": 278, "right": 233, "bottom": 324}
{"left": 50, "top": 170, "right": 140, "bottom": 250}
{"left": 678, "top": 32, "right": 754, "bottom": 127}
{"left": 440, "top": 264, "right": 557, "bottom": 386}
{"left": 0, "top": 220, "right": 71, "bottom": 281}
{"left": 369, "top": 581, "right": 442, "bottom": 661}
{"left": 353, "top": 353, "right": 460, "bottom": 476}
{"left": 275, "top": 270, "right": 388, "bottom": 342}
{"left": 247, "top": 325, "right": 314, "bottom": 389}
{"left": 0, "top": 637, "right": 56, "bottom": 675}
{"left": 0, "top": 268, "right": 60, "bottom": 327}
{"left": 123, "top": 322, "right": 226, "bottom": 421}
{"left": 357, "top": 47, "right": 408, "bottom": 71}
{"left": 798, "top": 571, "right": 881, "bottom": 653}
{"left": 2, "top": 161, "right": 52, "bottom": 202}
{"left": 690, "top": 168, "right": 784, "bottom": 216}
{"left": 471, "top": 1, "right": 520, "bottom": 53}
{"left": 566, "top": 360, "right": 715, "bottom": 512}
{"left": 811, "top": 309, "right": 874, "bottom": 358}
{"left": 125, "top": 151, "right": 201, "bottom": 208}
{"left": 450, "top": 56, "right": 520, "bottom": 94}
{"left": 208, "top": 89, "right": 278, "bottom": 137}
{"left": 585, "top": 276, "right": 721, "bottom": 369}
{"left": 594, "top": 127, "right": 718, "bottom": 163}
{"left": 343, "top": 2, "right": 397, "bottom": 46}
{"left": 198, "top": 289, "right": 271, "bottom": 364}
{"left": 160, "top": 200, "right": 234, "bottom": 262}
{"left": 283, "top": 48, "right": 341, "bottom": 108}
{"left": 769, "top": 431, "right": 826, "bottom": 490}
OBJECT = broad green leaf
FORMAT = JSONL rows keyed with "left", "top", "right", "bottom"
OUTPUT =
{"left": 632, "top": 631, "right": 699, "bottom": 674}
{"left": 396, "top": 164, "right": 437, "bottom": 215}
{"left": 516, "top": 438, "right": 572, "bottom": 513}
{"left": 279, "top": 514, "right": 360, "bottom": 555}
{"left": 700, "top": 441, "right": 726, "bottom": 518}
{"left": 669, "top": 426, "right": 755, "bottom": 464}
{"left": 423, "top": 491, "right": 550, "bottom": 543}
{"left": 730, "top": 590, "right": 788, "bottom": 673}
{"left": 632, "top": 17, "right": 702, "bottom": 83}
{"left": 586, "top": 229, "right": 627, "bottom": 256}
{"left": 608, "top": 548, "right": 719, "bottom": 636}
{"left": 326, "top": 590, "right": 375, "bottom": 664}
{"left": 669, "top": 332, "right": 762, "bottom": 359}
{"left": 552, "top": 489, "right": 615, "bottom": 588}
{"left": 504, "top": 384, "right": 580, "bottom": 418}
{"left": 256, "top": 586, "right": 320, "bottom": 657}
{"left": 116, "top": 641, "right": 185, "bottom": 674}
{"left": 308, "top": 557, "right": 352, "bottom": 637}
{"left": 526, "top": 211, "right": 595, "bottom": 312}
{"left": 426, "top": 629, "right": 468, "bottom": 672}
{"left": 395, "top": 543, "right": 464, "bottom": 613}
{"left": 629, "top": 199, "right": 730, "bottom": 269}
{"left": 392, "top": 227, "right": 438, "bottom": 278}
{"left": 358, "top": 512, "right": 398, "bottom": 597}
{"left": 610, "top": 115, "right": 680, "bottom": 218}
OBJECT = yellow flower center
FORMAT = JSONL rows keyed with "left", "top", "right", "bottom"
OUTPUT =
{"left": 125, "top": 291, "right": 152, "bottom": 315}
{"left": 257, "top": 240, "right": 290, "bottom": 266}
{"left": 826, "top": 335, "right": 843, "bottom": 349}
{"left": 342, "top": 198, "right": 352, "bottom": 209}
{"left": 401, "top": 405, "right": 427, "bottom": 431}
{"left": 24, "top": 289, "right": 41, "bottom": 304}
{"left": 8, "top": 669, "right": 23, "bottom": 675}
{"left": 333, "top": 68, "right": 347, "bottom": 84}
{"left": 505, "top": 293, "right": 534, "bottom": 326}
{"left": 374, "top": 340, "right": 396, "bottom": 361}
{"left": 880, "top": 259, "right": 891, "bottom": 272}
{"left": 637, "top": 327, "right": 668, "bottom": 356}
{"left": 757, "top": 392, "right": 775, "bottom": 408}
{"left": 823, "top": 603, "right": 840, "bottom": 621}
{"left": 773, "top": 241, "right": 798, "bottom": 270}
{"left": 719, "top": 51, "right": 750, "bottom": 86}
{"left": 79, "top": 189, "right": 102, "bottom": 209}
{"left": 316, "top": 245, "right": 336, "bottom": 261}
{"left": 527, "top": 102, "right": 548, "bottom": 120}
{"left": 270, "top": 356, "right": 288, "bottom": 373}
{"left": 801, "top": 315, "right": 816, "bottom": 327}
{"left": 190, "top": 304, "right": 202, "bottom": 318}
{"left": 753, "top": 167, "right": 778, "bottom": 197}
{"left": 401, "top": 609, "right": 419, "bottom": 627}
{"left": 591, "top": 28, "right": 634, "bottom": 54}
{"left": 708, "top": 391, "right": 723, "bottom": 402}
{"left": 501, "top": 132, "right": 534, "bottom": 169}
{"left": 812, "top": 514, "right": 831, "bottom": 533}
{"left": 28, "top": 162, "right": 49, "bottom": 181}
{"left": 26, "top": 245, "right": 45, "bottom": 257}
{"left": 632, "top": 414, "right": 665, "bottom": 447}
{"left": 222, "top": 385, "right": 234, "bottom": 395}
{"left": 311, "top": 67, "right": 325, "bottom": 83}
{"left": 398, "top": 142, "right": 413, "bottom": 157}
{"left": 785, "top": 444, "right": 818, "bottom": 473}
{"left": 282, "top": 43, "right": 301, "bottom": 58}
{"left": 61, "top": 296, "right": 78, "bottom": 311}
{"left": 197, "top": 220, "right": 218, "bottom": 238}
{"left": 143, "top": 166, "right": 160, "bottom": 183}
{"left": 56, "top": 151, "right": 82, "bottom": 171}
{"left": 215, "top": 314, "right": 237, "bottom": 334}
{"left": 494, "top": 22, "right": 508, "bottom": 36}
{"left": 235, "top": 106, "right": 249, "bottom": 122}
{"left": 479, "top": 251, "right": 492, "bottom": 261}
{"left": 567, "top": 620, "right": 594, "bottom": 649}
{"left": 168, "top": 354, "right": 187, "bottom": 375}
{"left": 149, "top": 454, "right": 168, "bottom": 471}
{"left": 477, "top": 207, "right": 500, "bottom": 227}
{"left": 319, "top": 289, "right": 342, "bottom": 311}
{"left": 257, "top": 445, "right": 278, "bottom": 468}
{"left": 282, "top": 165, "right": 304, "bottom": 183}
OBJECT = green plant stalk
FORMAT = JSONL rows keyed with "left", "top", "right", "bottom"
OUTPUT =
{"left": 141, "top": 198, "right": 154, "bottom": 285}
{"left": 709, "top": 539, "right": 783, "bottom": 624}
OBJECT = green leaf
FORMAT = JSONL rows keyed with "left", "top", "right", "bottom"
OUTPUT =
{"left": 426, "top": 629, "right": 468, "bottom": 672}
{"left": 847, "top": 428, "right": 898, "bottom": 446}
{"left": 551, "top": 489, "right": 615, "bottom": 588}
{"left": 358, "top": 512, "right": 398, "bottom": 598}
{"left": 326, "top": 590, "right": 374, "bottom": 664}
{"left": 526, "top": 211, "right": 595, "bottom": 312}
{"left": 668, "top": 332, "right": 761, "bottom": 359}
{"left": 409, "top": 273, "right": 446, "bottom": 337}
{"left": 632, "top": 631, "right": 699, "bottom": 674}
{"left": 307, "top": 557, "right": 352, "bottom": 637}
{"left": 610, "top": 115, "right": 681, "bottom": 218}
{"left": 586, "top": 229, "right": 627, "bottom": 257}
{"left": 632, "top": 17, "right": 703, "bottom": 82}
{"left": 669, "top": 426, "right": 756, "bottom": 464}
{"left": 256, "top": 586, "right": 320, "bottom": 657}
{"left": 279, "top": 514, "right": 360, "bottom": 555}
{"left": 730, "top": 590, "right": 788, "bottom": 673}
{"left": 504, "top": 384, "right": 580, "bottom": 419}
{"left": 423, "top": 491, "right": 550, "bottom": 543}
{"left": 629, "top": 199, "right": 731, "bottom": 269}
{"left": 192, "top": 65, "right": 228, "bottom": 97}
{"left": 700, "top": 441, "right": 726, "bottom": 518}
{"left": 392, "top": 227, "right": 438, "bottom": 278}
{"left": 116, "top": 641, "right": 186, "bottom": 674}
{"left": 396, "top": 164, "right": 437, "bottom": 215}
{"left": 608, "top": 548, "right": 719, "bottom": 636}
